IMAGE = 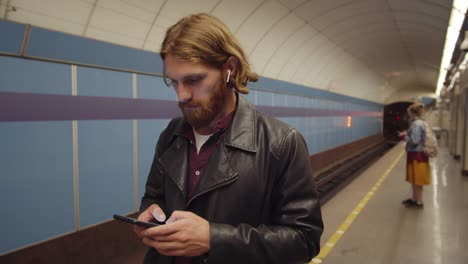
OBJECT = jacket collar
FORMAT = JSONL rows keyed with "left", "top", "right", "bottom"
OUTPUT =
{"left": 224, "top": 94, "right": 257, "bottom": 152}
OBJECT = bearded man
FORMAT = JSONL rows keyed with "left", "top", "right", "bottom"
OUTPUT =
{"left": 134, "top": 13, "right": 323, "bottom": 264}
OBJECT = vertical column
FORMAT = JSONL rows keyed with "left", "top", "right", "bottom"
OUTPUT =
{"left": 133, "top": 73, "right": 139, "bottom": 211}
{"left": 455, "top": 83, "right": 464, "bottom": 159}
{"left": 439, "top": 100, "right": 450, "bottom": 148}
{"left": 72, "top": 64, "right": 80, "bottom": 230}
{"left": 438, "top": 98, "right": 445, "bottom": 146}
{"left": 462, "top": 88, "right": 468, "bottom": 175}
{"left": 449, "top": 88, "right": 458, "bottom": 157}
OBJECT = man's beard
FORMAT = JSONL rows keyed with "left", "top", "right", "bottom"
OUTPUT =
{"left": 178, "top": 81, "right": 226, "bottom": 130}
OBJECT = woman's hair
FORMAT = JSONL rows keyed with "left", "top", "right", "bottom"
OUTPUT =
{"left": 408, "top": 103, "right": 424, "bottom": 118}
{"left": 160, "top": 13, "right": 258, "bottom": 94}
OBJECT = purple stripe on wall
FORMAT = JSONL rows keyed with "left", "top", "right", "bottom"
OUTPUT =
{"left": 256, "top": 105, "right": 382, "bottom": 117}
{"left": 0, "top": 92, "right": 382, "bottom": 122}
{"left": 0, "top": 92, "right": 180, "bottom": 121}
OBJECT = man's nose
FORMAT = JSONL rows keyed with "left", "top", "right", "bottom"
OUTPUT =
{"left": 176, "top": 84, "right": 192, "bottom": 103}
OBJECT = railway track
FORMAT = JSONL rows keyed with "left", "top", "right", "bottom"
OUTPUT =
{"left": 316, "top": 141, "right": 394, "bottom": 204}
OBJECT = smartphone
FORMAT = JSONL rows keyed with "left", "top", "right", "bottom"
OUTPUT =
{"left": 113, "top": 214, "right": 163, "bottom": 228}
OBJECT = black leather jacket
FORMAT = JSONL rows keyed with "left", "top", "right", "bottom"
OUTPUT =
{"left": 141, "top": 95, "right": 323, "bottom": 264}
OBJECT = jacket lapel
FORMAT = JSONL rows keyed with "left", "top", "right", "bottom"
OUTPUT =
{"left": 158, "top": 136, "right": 189, "bottom": 200}
{"left": 159, "top": 96, "right": 258, "bottom": 205}
{"left": 188, "top": 143, "right": 238, "bottom": 204}
{"left": 188, "top": 96, "right": 257, "bottom": 204}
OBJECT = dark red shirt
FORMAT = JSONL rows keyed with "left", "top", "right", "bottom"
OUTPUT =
{"left": 180, "top": 111, "right": 234, "bottom": 198}
{"left": 175, "top": 111, "right": 234, "bottom": 264}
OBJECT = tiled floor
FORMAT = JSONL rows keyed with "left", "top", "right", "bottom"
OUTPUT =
{"left": 315, "top": 142, "right": 468, "bottom": 264}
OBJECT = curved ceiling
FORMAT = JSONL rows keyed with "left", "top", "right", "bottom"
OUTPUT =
{"left": 0, "top": 0, "right": 453, "bottom": 103}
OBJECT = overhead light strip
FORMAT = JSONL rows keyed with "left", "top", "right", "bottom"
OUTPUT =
{"left": 435, "top": 0, "right": 468, "bottom": 96}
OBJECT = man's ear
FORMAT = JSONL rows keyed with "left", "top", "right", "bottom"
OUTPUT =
{"left": 224, "top": 56, "right": 238, "bottom": 79}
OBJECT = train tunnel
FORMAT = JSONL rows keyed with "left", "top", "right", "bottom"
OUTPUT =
{"left": 383, "top": 101, "right": 412, "bottom": 143}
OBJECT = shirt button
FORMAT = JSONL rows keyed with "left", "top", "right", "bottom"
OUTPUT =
{"left": 195, "top": 171, "right": 200, "bottom": 176}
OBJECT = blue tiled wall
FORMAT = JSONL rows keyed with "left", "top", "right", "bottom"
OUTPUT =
{"left": 0, "top": 19, "right": 383, "bottom": 254}
{"left": 76, "top": 67, "right": 135, "bottom": 227}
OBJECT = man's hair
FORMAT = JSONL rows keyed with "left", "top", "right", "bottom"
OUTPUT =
{"left": 160, "top": 13, "right": 258, "bottom": 94}
{"left": 408, "top": 103, "right": 424, "bottom": 117}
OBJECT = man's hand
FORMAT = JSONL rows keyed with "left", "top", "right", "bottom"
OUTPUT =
{"left": 133, "top": 204, "right": 167, "bottom": 238}
{"left": 140, "top": 210, "right": 210, "bottom": 257}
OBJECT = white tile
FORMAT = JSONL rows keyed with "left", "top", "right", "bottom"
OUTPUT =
{"left": 278, "top": 0, "right": 308, "bottom": 10}
{"left": 253, "top": 13, "right": 305, "bottom": 74}
{"left": 11, "top": 0, "right": 92, "bottom": 24}
{"left": 294, "top": 0, "right": 353, "bottom": 22}
{"left": 119, "top": 0, "right": 166, "bottom": 13}
{"left": 159, "top": 0, "right": 219, "bottom": 20}
{"left": 97, "top": 0, "right": 159, "bottom": 23}
{"left": 265, "top": 25, "right": 316, "bottom": 72}
{"left": 211, "top": 0, "right": 264, "bottom": 32}
{"left": 0, "top": 2, "right": 7, "bottom": 19}
{"left": 8, "top": 6, "right": 85, "bottom": 35}
{"left": 86, "top": 26, "right": 144, "bottom": 49}
{"left": 235, "top": 1, "right": 289, "bottom": 54}
{"left": 89, "top": 6, "right": 151, "bottom": 39}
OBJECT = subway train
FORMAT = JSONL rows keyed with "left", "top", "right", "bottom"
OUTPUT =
{"left": 382, "top": 102, "right": 412, "bottom": 143}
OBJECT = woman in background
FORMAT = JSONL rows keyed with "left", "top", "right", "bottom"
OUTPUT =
{"left": 399, "top": 103, "right": 430, "bottom": 208}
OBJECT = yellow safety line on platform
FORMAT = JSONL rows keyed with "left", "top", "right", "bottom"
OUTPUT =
{"left": 310, "top": 150, "right": 405, "bottom": 264}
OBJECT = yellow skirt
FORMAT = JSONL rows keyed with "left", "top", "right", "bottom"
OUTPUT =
{"left": 406, "top": 160, "right": 430, "bottom": 186}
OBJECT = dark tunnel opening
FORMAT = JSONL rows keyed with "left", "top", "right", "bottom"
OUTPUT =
{"left": 383, "top": 101, "right": 413, "bottom": 144}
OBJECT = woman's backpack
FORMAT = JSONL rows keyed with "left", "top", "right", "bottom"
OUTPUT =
{"left": 423, "top": 122, "right": 438, "bottom": 158}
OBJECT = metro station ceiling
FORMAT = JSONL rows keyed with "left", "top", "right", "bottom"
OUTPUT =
{"left": 0, "top": 0, "right": 454, "bottom": 103}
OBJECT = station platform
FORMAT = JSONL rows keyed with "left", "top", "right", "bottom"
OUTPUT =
{"left": 312, "top": 142, "right": 468, "bottom": 264}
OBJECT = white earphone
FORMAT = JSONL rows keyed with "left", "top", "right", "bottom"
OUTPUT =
{"left": 226, "top": 70, "right": 231, "bottom": 83}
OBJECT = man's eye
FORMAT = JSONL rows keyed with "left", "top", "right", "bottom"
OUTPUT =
{"left": 188, "top": 77, "right": 203, "bottom": 84}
